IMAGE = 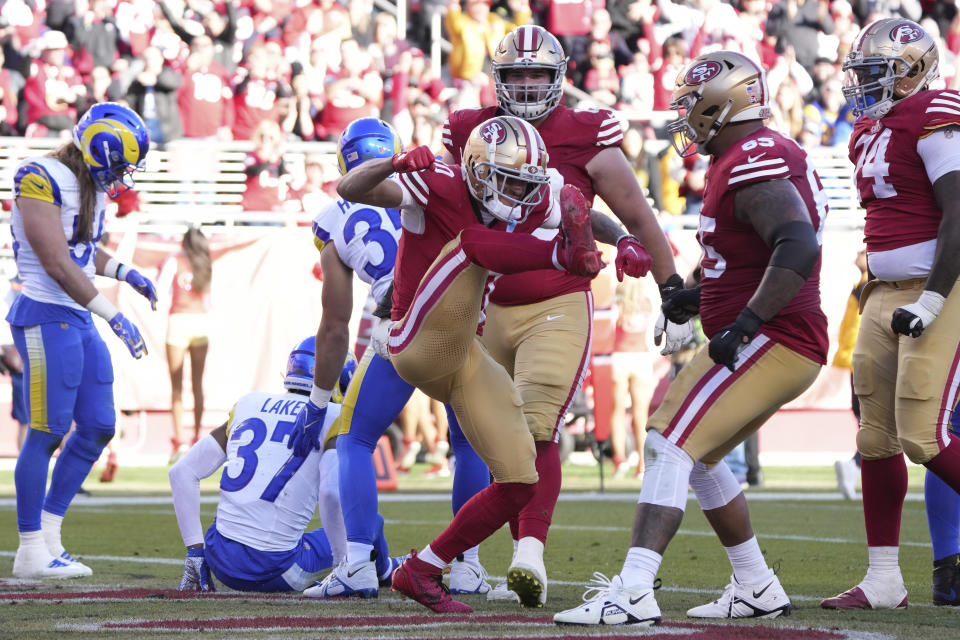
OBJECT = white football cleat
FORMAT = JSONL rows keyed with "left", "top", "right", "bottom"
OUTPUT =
{"left": 56, "top": 551, "right": 93, "bottom": 577}
{"left": 304, "top": 558, "right": 378, "bottom": 598}
{"left": 554, "top": 573, "right": 661, "bottom": 626}
{"left": 507, "top": 554, "right": 548, "bottom": 607}
{"left": 13, "top": 545, "right": 91, "bottom": 579}
{"left": 687, "top": 573, "right": 791, "bottom": 619}
{"left": 487, "top": 579, "right": 520, "bottom": 603}
{"left": 449, "top": 557, "right": 491, "bottom": 594}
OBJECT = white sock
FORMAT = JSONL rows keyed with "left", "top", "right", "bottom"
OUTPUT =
{"left": 19, "top": 530, "right": 46, "bottom": 550}
{"left": 865, "top": 546, "right": 901, "bottom": 582}
{"left": 516, "top": 536, "right": 544, "bottom": 563}
{"left": 511, "top": 538, "right": 519, "bottom": 562}
{"left": 726, "top": 536, "right": 772, "bottom": 585}
{"left": 346, "top": 542, "right": 374, "bottom": 566}
{"left": 459, "top": 545, "right": 480, "bottom": 564}
{"left": 418, "top": 544, "right": 446, "bottom": 570}
{"left": 41, "top": 511, "right": 65, "bottom": 556}
{"left": 620, "top": 547, "right": 662, "bottom": 590}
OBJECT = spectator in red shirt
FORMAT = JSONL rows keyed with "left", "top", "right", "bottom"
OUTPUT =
{"left": 158, "top": 0, "right": 238, "bottom": 72}
{"left": 652, "top": 36, "right": 687, "bottom": 111}
{"left": 583, "top": 43, "right": 621, "bottom": 107}
{"left": 177, "top": 34, "right": 233, "bottom": 140}
{"left": 241, "top": 120, "right": 290, "bottom": 214}
{"left": 231, "top": 42, "right": 293, "bottom": 140}
{"left": 23, "top": 30, "right": 86, "bottom": 136}
{"left": 317, "top": 38, "right": 382, "bottom": 140}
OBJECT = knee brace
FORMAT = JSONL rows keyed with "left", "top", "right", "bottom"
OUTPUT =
{"left": 689, "top": 460, "right": 742, "bottom": 511}
{"left": 638, "top": 430, "right": 694, "bottom": 510}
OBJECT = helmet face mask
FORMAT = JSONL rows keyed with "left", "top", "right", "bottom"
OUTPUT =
{"left": 842, "top": 18, "right": 939, "bottom": 119}
{"left": 462, "top": 116, "right": 550, "bottom": 224}
{"left": 493, "top": 26, "right": 567, "bottom": 121}
{"left": 73, "top": 102, "right": 150, "bottom": 198}
{"left": 283, "top": 335, "right": 357, "bottom": 399}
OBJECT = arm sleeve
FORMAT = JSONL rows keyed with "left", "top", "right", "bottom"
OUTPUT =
{"left": 916, "top": 128, "right": 960, "bottom": 185}
{"left": 168, "top": 435, "right": 227, "bottom": 547}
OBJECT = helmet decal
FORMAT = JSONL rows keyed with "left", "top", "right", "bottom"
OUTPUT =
{"left": 479, "top": 119, "right": 507, "bottom": 144}
{"left": 72, "top": 102, "right": 150, "bottom": 198}
{"left": 684, "top": 61, "right": 723, "bottom": 85}
{"left": 890, "top": 23, "right": 923, "bottom": 45}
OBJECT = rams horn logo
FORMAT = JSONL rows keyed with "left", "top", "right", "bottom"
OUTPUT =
{"left": 479, "top": 120, "right": 507, "bottom": 144}
{"left": 685, "top": 61, "right": 722, "bottom": 85}
{"left": 890, "top": 23, "right": 923, "bottom": 44}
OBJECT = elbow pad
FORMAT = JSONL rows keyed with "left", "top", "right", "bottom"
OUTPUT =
{"left": 373, "top": 282, "right": 394, "bottom": 320}
{"left": 769, "top": 220, "right": 819, "bottom": 280}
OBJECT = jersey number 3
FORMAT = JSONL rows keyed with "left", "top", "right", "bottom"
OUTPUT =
{"left": 220, "top": 417, "right": 307, "bottom": 502}
{"left": 344, "top": 207, "right": 401, "bottom": 281}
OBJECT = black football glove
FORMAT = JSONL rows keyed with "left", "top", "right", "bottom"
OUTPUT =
{"left": 659, "top": 273, "right": 701, "bottom": 324}
{"left": 708, "top": 307, "right": 763, "bottom": 372}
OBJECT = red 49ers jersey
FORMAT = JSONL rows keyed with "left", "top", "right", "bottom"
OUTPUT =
{"left": 849, "top": 90, "right": 960, "bottom": 253}
{"left": 699, "top": 127, "right": 829, "bottom": 364}
{"left": 442, "top": 104, "right": 622, "bottom": 305}
{"left": 392, "top": 162, "right": 552, "bottom": 320}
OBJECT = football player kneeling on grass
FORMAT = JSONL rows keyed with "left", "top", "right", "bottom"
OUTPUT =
{"left": 169, "top": 337, "right": 404, "bottom": 592}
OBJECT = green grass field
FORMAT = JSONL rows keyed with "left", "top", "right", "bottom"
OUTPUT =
{"left": 0, "top": 463, "right": 955, "bottom": 639}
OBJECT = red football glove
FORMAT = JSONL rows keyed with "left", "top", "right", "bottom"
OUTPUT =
{"left": 615, "top": 235, "right": 652, "bottom": 281}
{"left": 391, "top": 146, "right": 435, "bottom": 173}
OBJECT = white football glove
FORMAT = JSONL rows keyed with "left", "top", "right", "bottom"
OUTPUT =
{"left": 653, "top": 312, "right": 695, "bottom": 355}
{"left": 370, "top": 316, "right": 393, "bottom": 360}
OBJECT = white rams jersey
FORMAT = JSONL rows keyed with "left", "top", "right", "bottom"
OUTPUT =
{"left": 11, "top": 157, "right": 106, "bottom": 309}
{"left": 312, "top": 199, "right": 402, "bottom": 303}
{"left": 216, "top": 390, "right": 341, "bottom": 552}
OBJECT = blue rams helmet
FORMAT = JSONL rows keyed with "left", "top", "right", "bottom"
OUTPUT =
{"left": 337, "top": 117, "right": 402, "bottom": 174}
{"left": 284, "top": 336, "right": 358, "bottom": 401}
{"left": 72, "top": 102, "right": 150, "bottom": 198}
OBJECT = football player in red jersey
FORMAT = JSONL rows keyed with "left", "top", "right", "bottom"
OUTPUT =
{"left": 440, "top": 24, "right": 682, "bottom": 606}
{"left": 820, "top": 18, "right": 960, "bottom": 611}
{"left": 555, "top": 50, "right": 829, "bottom": 626}
{"left": 336, "top": 115, "right": 604, "bottom": 613}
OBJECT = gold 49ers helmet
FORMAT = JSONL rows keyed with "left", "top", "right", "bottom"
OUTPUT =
{"left": 492, "top": 25, "right": 567, "bottom": 121}
{"left": 667, "top": 50, "right": 771, "bottom": 158}
{"left": 462, "top": 115, "right": 550, "bottom": 224}
{"left": 842, "top": 18, "right": 939, "bottom": 120}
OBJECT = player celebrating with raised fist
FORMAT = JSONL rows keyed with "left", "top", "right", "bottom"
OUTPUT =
{"left": 821, "top": 18, "right": 960, "bottom": 611}
{"left": 336, "top": 114, "right": 603, "bottom": 613}
{"left": 555, "top": 50, "right": 829, "bottom": 626}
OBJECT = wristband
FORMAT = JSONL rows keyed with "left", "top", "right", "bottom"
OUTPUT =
{"left": 916, "top": 289, "right": 946, "bottom": 316}
{"left": 103, "top": 258, "right": 125, "bottom": 280}
{"left": 615, "top": 233, "right": 636, "bottom": 246}
{"left": 310, "top": 385, "right": 333, "bottom": 408}
{"left": 85, "top": 293, "right": 120, "bottom": 321}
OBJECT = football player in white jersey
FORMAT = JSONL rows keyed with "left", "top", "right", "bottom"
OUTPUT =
{"left": 10, "top": 102, "right": 158, "bottom": 579}
{"left": 170, "top": 337, "right": 401, "bottom": 592}
{"left": 293, "top": 118, "right": 490, "bottom": 598}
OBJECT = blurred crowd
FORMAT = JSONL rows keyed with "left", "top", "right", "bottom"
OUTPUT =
{"left": 1, "top": 0, "right": 958, "bottom": 216}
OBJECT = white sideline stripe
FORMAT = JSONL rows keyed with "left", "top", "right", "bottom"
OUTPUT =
{"left": 0, "top": 491, "right": 926, "bottom": 509}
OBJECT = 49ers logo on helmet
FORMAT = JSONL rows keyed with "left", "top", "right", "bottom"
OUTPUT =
{"left": 890, "top": 23, "right": 923, "bottom": 44}
{"left": 685, "top": 61, "right": 722, "bottom": 85}
{"left": 479, "top": 120, "right": 507, "bottom": 144}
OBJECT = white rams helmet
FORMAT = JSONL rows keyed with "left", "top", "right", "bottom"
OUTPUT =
{"left": 462, "top": 115, "right": 550, "bottom": 224}
{"left": 667, "top": 50, "right": 771, "bottom": 158}
{"left": 842, "top": 18, "right": 939, "bottom": 120}
{"left": 492, "top": 25, "right": 567, "bottom": 121}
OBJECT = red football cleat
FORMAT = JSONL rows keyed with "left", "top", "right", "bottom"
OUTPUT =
{"left": 557, "top": 185, "right": 604, "bottom": 278}
{"left": 820, "top": 586, "right": 908, "bottom": 610}
{"left": 391, "top": 551, "right": 474, "bottom": 613}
